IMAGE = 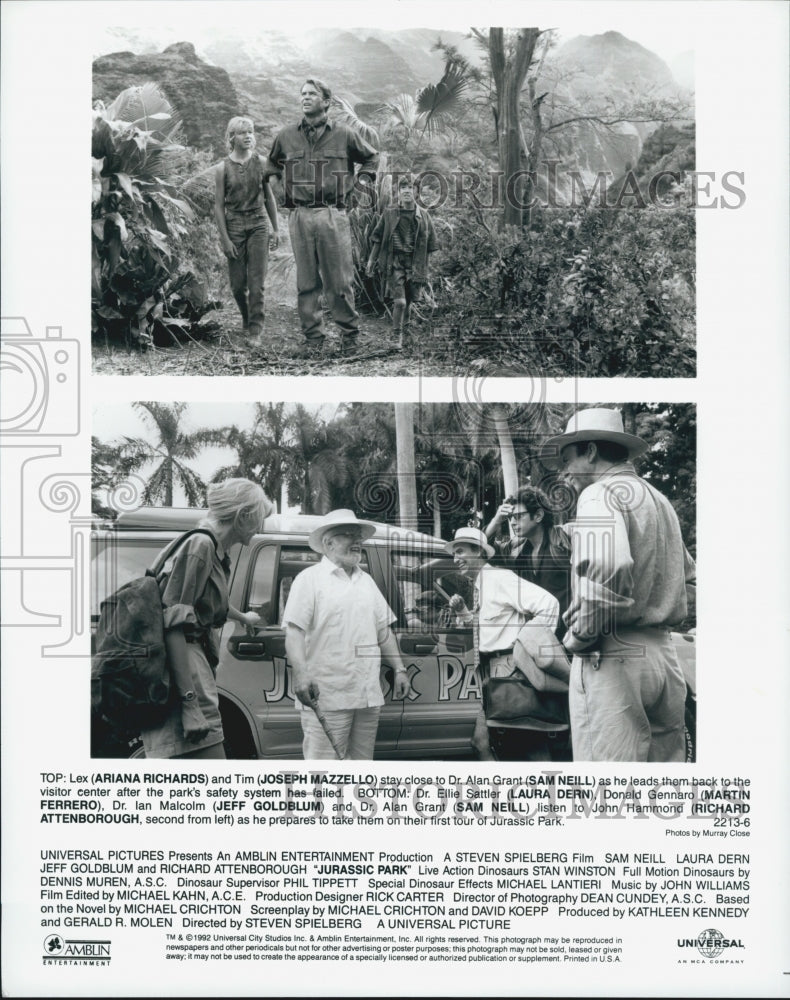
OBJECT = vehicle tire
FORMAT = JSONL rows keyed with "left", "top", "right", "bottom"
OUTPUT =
{"left": 220, "top": 700, "right": 258, "bottom": 759}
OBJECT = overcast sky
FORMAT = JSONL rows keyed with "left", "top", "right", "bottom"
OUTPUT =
{"left": 89, "top": 1, "right": 696, "bottom": 65}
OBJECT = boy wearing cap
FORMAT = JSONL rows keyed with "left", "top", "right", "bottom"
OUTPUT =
{"left": 282, "top": 510, "right": 410, "bottom": 759}
{"left": 545, "top": 408, "right": 696, "bottom": 762}
{"left": 446, "top": 527, "right": 565, "bottom": 761}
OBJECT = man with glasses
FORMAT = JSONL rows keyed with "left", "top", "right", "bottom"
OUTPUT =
{"left": 283, "top": 510, "right": 409, "bottom": 759}
{"left": 485, "top": 485, "right": 572, "bottom": 636}
{"left": 446, "top": 527, "right": 565, "bottom": 761}
{"left": 473, "top": 485, "right": 573, "bottom": 760}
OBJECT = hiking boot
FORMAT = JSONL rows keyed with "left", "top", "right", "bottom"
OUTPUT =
{"left": 247, "top": 323, "right": 264, "bottom": 348}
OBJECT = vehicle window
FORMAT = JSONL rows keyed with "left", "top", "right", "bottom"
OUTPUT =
{"left": 274, "top": 546, "right": 369, "bottom": 626}
{"left": 246, "top": 544, "right": 277, "bottom": 624}
{"left": 91, "top": 538, "right": 168, "bottom": 619}
{"left": 392, "top": 551, "right": 473, "bottom": 631}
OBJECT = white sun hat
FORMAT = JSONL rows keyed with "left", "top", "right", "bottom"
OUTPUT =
{"left": 308, "top": 509, "right": 377, "bottom": 554}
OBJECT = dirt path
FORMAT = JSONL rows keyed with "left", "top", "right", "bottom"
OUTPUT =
{"left": 92, "top": 303, "right": 459, "bottom": 377}
{"left": 92, "top": 234, "right": 461, "bottom": 377}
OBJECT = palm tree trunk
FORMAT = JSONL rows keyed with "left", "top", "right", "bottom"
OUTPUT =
{"left": 493, "top": 406, "right": 519, "bottom": 497}
{"left": 395, "top": 403, "right": 418, "bottom": 530}
{"left": 165, "top": 459, "right": 173, "bottom": 507}
{"left": 432, "top": 486, "right": 442, "bottom": 538}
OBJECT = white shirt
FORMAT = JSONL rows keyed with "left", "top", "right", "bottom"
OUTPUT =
{"left": 282, "top": 556, "right": 396, "bottom": 710}
{"left": 475, "top": 564, "right": 559, "bottom": 653}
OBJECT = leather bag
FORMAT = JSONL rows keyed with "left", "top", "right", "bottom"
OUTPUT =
{"left": 482, "top": 675, "right": 569, "bottom": 732}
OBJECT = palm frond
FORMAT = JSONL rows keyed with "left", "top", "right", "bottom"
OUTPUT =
{"left": 141, "top": 461, "right": 169, "bottom": 505}
{"left": 331, "top": 96, "right": 380, "bottom": 148}
{"left": 382, "top": 93, "right": 422, "bottom": 132}
{"left": 416, "top": 60, "right": 471, "bottom": 128}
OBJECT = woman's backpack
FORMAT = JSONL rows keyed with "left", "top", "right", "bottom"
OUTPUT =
{"left": 91, "top": 529, "right": 217, "bottom": 737}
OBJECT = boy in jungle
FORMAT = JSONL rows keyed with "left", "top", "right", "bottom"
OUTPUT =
{"left": 214, "top": 116, "right": 279, "bottom": 347}
{"left": 366, "top": 175, "right": 437, "bottom": 348}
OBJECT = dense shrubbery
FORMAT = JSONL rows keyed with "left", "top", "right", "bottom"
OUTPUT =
{"left": 424, "top": 202, "right": 695, "bottom": 376}
{"left": 92, "top": 84, "right": 221, "bottom": 347}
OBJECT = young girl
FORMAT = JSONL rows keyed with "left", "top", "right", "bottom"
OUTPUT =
{"left": 214, "top": 116, "right": 279, "bottom": 346}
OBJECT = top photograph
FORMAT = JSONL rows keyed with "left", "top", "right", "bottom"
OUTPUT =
{"left": 91, "top": 23, "right": 696, "bottom": 378}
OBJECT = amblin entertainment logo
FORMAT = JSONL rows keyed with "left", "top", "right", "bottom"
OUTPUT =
{"left": 42, "top": 934, "right": 111, "bottom": 966}
{"left": 677, "top": 927, "right": 744, "bottom": 960}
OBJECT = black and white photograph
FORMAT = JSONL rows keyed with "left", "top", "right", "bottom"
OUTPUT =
{"left": 90, "top": 18, "right": 696, "bottom": 377}
{"left": 90, "top": 400, "right": 697, "bottom": 763}
{"left": 2, "top": 0, "right": 789, "bottom": 996}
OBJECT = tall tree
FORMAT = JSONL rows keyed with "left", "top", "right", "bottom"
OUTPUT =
{"left": 394, "top": 403, "right": 418, "bottom": 529}
{"left": 286, "top": 406, "right": 351, "bottom": 515}
{"left": 207, "top": 403, "right": 293, "bottom": 509}
{"left": 117, "top": 402, "right": 208, "bottom": 506}
{"left": 488, "top": 27, "right": 542, "bottom": 226}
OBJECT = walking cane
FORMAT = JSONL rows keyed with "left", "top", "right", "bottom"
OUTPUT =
{"left": 309, "top": 693, "right": 346, "bottom": 760}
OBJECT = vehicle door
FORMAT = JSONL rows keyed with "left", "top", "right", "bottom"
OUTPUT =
{"left": 220, "top": 538, "right": 402, "bottom": 759}
{"left": 367, "top": 543, "right": 480, "bottom": 758}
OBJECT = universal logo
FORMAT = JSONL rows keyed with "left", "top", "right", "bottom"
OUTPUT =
{"left": 42, "top": 934, "right": 111, "bottom": 966}
{"left": 677, "top": 928, "right": 744, "bottom": 959}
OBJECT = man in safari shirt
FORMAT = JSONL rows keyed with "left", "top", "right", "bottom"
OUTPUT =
{"left": 266, "top": 79, "right": 378, "bottom": 358}
{"left": 545, "top": 408, "right": 696, "bottom": 762}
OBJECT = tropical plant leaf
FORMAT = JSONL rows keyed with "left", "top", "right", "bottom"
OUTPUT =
{"left": 154, "top": 190, "right": 194, "bottom": 219}
{"left": 331, "top": 96, "right": 379, "bottom": 148}
{"left": 114, "top": 171, "right": 135, "bottom": 200}
{"left": 105, "top": 82, "right": 181, "bottom": 139}
{"left": 382, "top": 93, "right": 422, "bottom": 132}
{"left": 416, "top": 59, "right": 471, "bottom": 132}
{"left": 105, "top": 212, "right": 128, "bottom": 240}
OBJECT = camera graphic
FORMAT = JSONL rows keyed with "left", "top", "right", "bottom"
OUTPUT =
{"left": 0, "top": 317, "right": 80, "bottom": 436}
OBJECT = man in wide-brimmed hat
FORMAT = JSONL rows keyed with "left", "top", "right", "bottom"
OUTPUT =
{"left": 445, "top": 527, "right": 567, "bottom": 761}
{"left": 544, "top": 408, "right": 696, "bottom": 762}
{"left": 283, "top": 510, "right": 409, "bottom": 759}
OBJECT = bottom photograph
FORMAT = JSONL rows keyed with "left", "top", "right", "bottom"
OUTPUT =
{"left": 90, "top": 400, "right": 696, "bottom": 764}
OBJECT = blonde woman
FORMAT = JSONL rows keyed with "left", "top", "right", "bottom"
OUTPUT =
{"left": 214, "top": 116, "right": 279, "bottom": 345}
{"left": 141, "top": 479, "right": 273, "bottom": 759}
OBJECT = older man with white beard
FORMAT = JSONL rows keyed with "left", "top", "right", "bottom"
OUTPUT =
{"left": 283, "top": 510, "right": 409, "bottom": 759}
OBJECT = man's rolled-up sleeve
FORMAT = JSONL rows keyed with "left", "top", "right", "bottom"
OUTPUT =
{"left": 347, "top": 129, "right": 378, "bottom": 178}
{"left": 511, "top": 576, "right": 559, "bottom": 632}
{"left": 370, "top": 578, "right": 396, "bottom": 634}
{"left": 264, "top": 135, "right": 285, "bottom": 180}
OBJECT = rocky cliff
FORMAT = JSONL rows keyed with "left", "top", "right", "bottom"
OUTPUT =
{"left": 92, "top": 42, "right": 241, "bottom": 157}
{"left": 92, "top": 29, "right": 693, "bottom": 192}
{"left": 535, "top": 31, "right": 694, "bottom": 201}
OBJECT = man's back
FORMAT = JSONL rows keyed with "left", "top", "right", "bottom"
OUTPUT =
{"left": 569, "top": 463, "right": 693, "bottom": 634}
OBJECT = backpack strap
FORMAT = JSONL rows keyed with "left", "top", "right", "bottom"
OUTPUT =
{"left": 147, "top": 528, "right": 219, "bottom": 578}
